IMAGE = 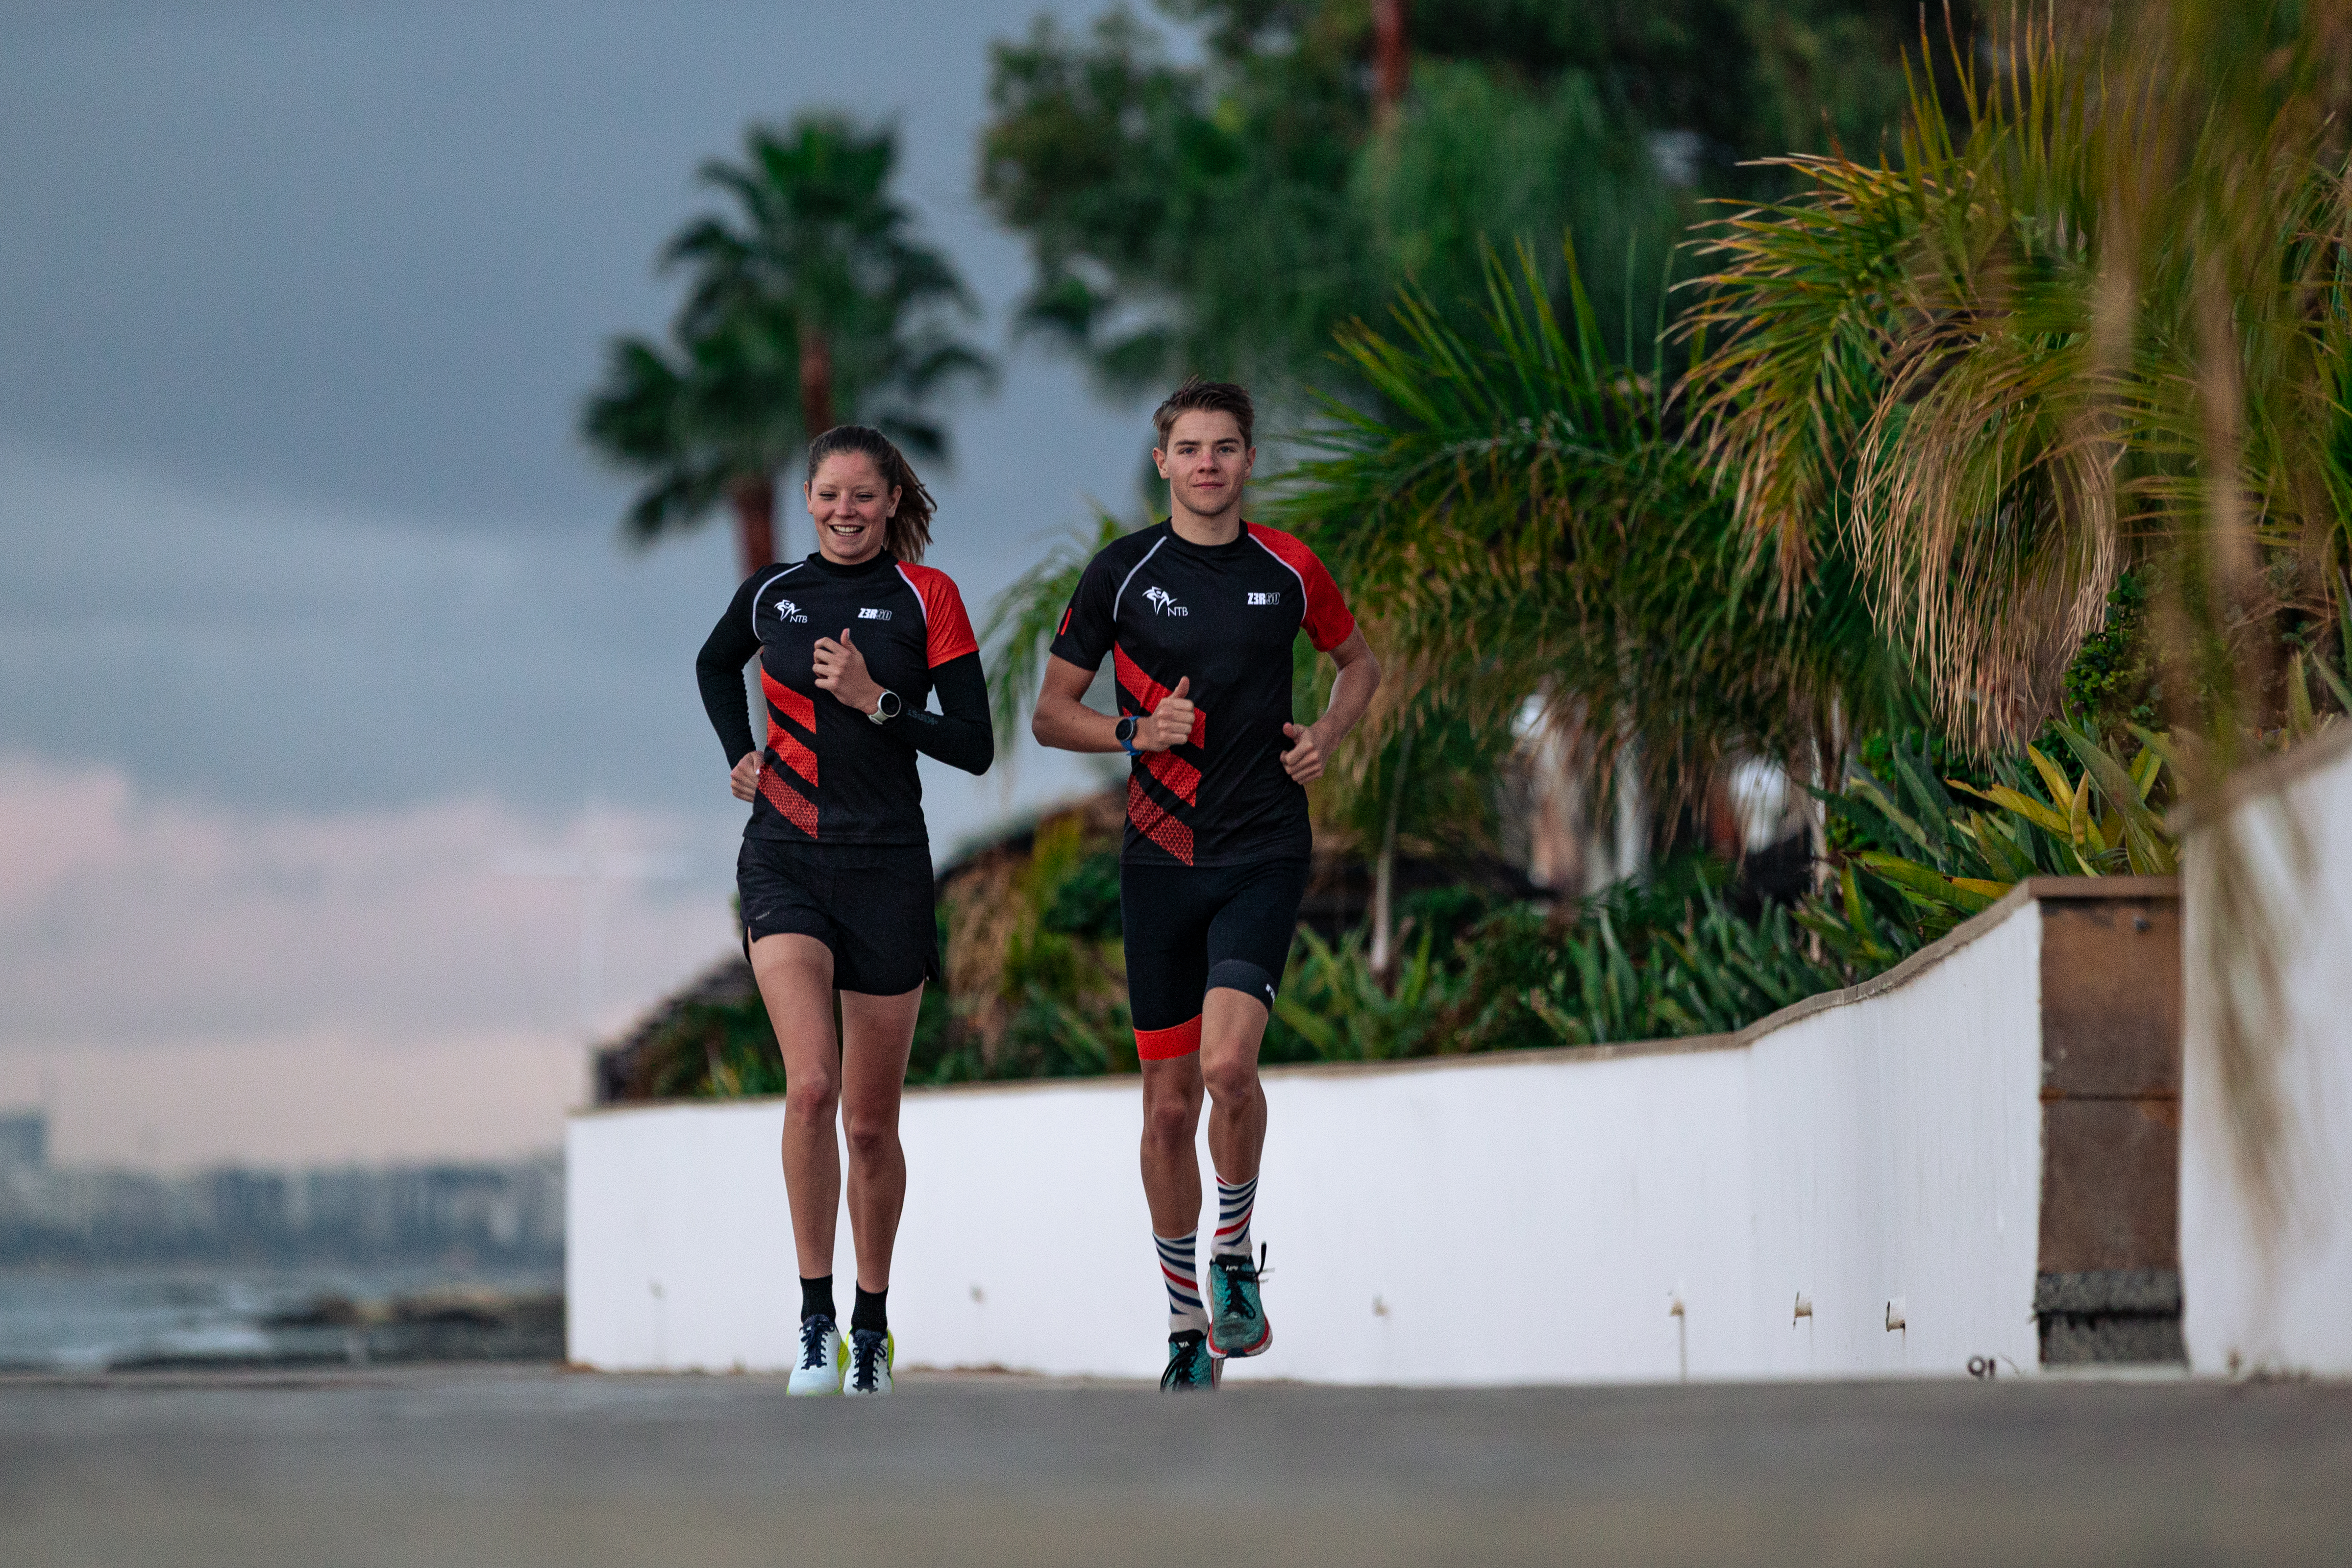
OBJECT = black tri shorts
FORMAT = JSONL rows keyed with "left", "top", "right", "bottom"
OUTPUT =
{"left": 1119, "top": 857, "right": 1310, "bottom": 1059}
{"left": 737, "top": 838, "right": 939, "bottom": 996}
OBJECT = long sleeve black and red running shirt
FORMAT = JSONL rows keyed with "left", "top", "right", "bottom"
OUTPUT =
{"left": 1049, "top": 520, "right": 1356, "bottom": 868}
{"left": 696, "top": 550, "right": 991, "bottom": 845}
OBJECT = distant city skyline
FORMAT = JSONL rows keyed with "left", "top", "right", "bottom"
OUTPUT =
{"left": 0, "top": 0, "right": 1172, "bottom": 1168}
{"left": 0, "top": 1104, "right": 565, "bottom": 1268}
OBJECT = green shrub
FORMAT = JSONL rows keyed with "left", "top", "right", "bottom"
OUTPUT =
{"left": 1265, "top": 926, "right": 1455, "bottom": 1062}
{"left": 1800, "top": 723, "right": 2176, "bottom": 968}
{"left": 1041, "top": 846, "right": 1123, "bottom": 939}
{"left": 1436, "top": 901, "right": 1568, "bottom": 1055}
{"left": 658, "top": 721, "right": 2197, "bottom": 1099}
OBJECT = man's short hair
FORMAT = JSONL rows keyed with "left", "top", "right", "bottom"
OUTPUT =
{"left": 1152, "top": 376, "right": 1255, "bottom": 449}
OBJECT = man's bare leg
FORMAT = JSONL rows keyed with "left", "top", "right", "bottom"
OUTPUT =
{"left": 1199, "top": 988, "right": 1270, "bottom": 1187}
{"left": 1139, "top": 1054, "right": 1205, "bottom": 1235}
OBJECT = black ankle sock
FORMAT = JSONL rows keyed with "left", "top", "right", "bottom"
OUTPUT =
{"left": 800, "top": 1274, "right": 836, "bottom": 1323}
{"left": 851, "top": 1286, "right": 888, "bottom": 1335}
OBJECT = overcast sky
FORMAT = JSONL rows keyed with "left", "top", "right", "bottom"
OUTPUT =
{"left": 0, "top": 0, "right": 1179, "bottom": 1168}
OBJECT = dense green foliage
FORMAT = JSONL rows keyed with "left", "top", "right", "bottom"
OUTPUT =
{"left": 1275, "top": 240, "right": 1925, "bottom": 828}
{"left": 978, "top": 0, "right": 1967, "bottom": 398}
{"left": 636, "top": 713, "right": 2203, "bottom": 1099}
{"left": 623, "top": 6, "right": 2352, "bottom": 1196}
{"left": 1684, "top": 15, "right": 2352, "bottom": 758}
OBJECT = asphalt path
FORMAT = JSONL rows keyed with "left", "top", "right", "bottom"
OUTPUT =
{"left": 2, "top": 1366, "right": 2346, "bottom": 1567}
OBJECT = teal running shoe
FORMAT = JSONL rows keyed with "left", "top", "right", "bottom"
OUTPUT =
{"left": 1207, "top": 1245, "right": 1272, "bottom": 1358}
{"left": 1160, "top": 1330, "right": 1219, "bottom": 1391}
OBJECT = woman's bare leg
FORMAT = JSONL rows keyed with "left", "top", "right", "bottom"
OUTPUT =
{"left": 839, "top": 985, "right": 922, "bottom": 1292}
{"left": 750, "top": 933, "right": 845, "bottom": 1280}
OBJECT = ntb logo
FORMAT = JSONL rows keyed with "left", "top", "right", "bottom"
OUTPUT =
{"left": 1143, "top": 586, "right": 1188, "bottom": 617}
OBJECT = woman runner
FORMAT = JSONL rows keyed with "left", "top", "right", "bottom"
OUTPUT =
{"left": 694, "top": 425, "right": 992, "bottom": 1395}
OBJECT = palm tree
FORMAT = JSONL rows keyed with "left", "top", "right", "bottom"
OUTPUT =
{"left": 1683, "top": 3, "right": 2352, "bottom": 1221}
{"left": 669, "top": 117, "right": 994, "bottom": 456}
{"left": 582, "top": 300, "right": 801, "bottom": 577}
{"left": 1277, "top": 240, "right": 1919, "bottom": 899}
{"left": 1684, "top": 7, "right": 2352, "bottom": 757}
{"left": 1373, "top": 0, "right": 1409, "bottom": 122}
{"left": 583, "top": 114, "right": 994, "bottom": 577}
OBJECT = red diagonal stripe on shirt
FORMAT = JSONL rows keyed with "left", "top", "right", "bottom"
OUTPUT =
{"left": 1113, "top": 643, "right": 1167, "bottom": 711}
{"left": 1126, "top": 776, "right": 1193, "bottom": 865}
{"left": 758, "top": 769, "right": 819, "bottom": 839}
{"left": 1145, "top": 749, "right": 1200, "bottom": 806}
{"left": 1113, "top": 644, "right": 1206, "bottom": 747}
{"left": 767, "top": 722, "right": 818, "bottom": 788}
{"left": 761, "top": 669, "right": 816, "bottom": 733}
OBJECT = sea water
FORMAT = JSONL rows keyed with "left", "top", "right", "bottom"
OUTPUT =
{"left": 0, "top": 1262, "right": 563, "bottom": 1372}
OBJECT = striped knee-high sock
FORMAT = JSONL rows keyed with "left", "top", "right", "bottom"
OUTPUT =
{"left": 1212, "top": 1172, "right": 1257, "bottom": 1261}
{"left": 1155, "top": 1230, "right": 1209, "bottom": 1335}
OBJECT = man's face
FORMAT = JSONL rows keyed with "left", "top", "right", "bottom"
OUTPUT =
{"left": 1154, "top": 410, "right": 1254, "bottom": 519}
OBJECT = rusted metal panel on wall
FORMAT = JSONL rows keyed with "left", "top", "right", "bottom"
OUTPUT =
{"left": 2031, "top": 881, "right": 2184, "bottom": 1363}
{"left": 2039, "top": 1099, "right": 2181, "bottom": 1271}
{"left": 2038, "top": 890, "right": 2182, "bottom": 1098}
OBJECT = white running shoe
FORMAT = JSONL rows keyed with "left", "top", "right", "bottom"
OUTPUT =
{"left": 844, "top": 1327, "right": 893, "bottom": 1395}
{"left": 788, "top": 1316, "right": 844, "bottom": 1395}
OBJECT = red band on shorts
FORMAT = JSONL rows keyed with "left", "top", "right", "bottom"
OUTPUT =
{"left": 1135, "top": 1015, "right": 1203, "bottom": 1061}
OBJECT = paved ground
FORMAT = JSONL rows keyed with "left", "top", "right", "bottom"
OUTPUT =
{"left": 2, "top": 1365, "right": 2346, "bottom": 1567}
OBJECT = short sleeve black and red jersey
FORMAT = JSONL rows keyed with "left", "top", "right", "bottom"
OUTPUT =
{"left": 696, "top": 551, "right": 987, "bottom": 846}
{"left": 1050, "top": 520, "right": 1356, "bottom": 868}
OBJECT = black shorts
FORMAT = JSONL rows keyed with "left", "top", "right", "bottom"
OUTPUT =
{"left": 737, "top": 837, "right": 938, "bottom": 996}
{"left": 1119, "top": 857, "right": 1309, "bottom": 1059}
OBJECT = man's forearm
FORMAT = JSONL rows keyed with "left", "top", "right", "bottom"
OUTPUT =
{"left": 1033, "top": 691, "right": 1125, "bottom": 754}
{"left": 1315, "top": 652, "right": 1381, "bottom": 747}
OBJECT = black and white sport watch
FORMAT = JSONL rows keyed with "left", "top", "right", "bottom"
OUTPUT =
{"left": 1114, "top": 714, "right": 1141, "bottom": 755}
{"left": 867, "top": 689, "right": 903, "bottom": 726}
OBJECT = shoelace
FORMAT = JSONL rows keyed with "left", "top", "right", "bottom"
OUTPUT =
{"left": 1160, "top": 1332, "right": 1210, "bottom": 1390}
{"left": 1210, "top": 1244, "right": 1271, "bottom": 1321}
{"left": 849, "top": 1331, "right": 887, "bottom": 1391}
{"left": 797, "top": 1316, "right": 833, "bottom": 1371}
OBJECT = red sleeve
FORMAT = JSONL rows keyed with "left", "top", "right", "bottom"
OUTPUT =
{"left": 1246, "top": 524, "right": 1357, "bottom": 653}
{"left": 896, "top": 563, "right": 980, "bottom": 668}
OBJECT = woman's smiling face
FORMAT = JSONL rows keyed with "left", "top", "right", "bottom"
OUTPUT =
{"left": 805, "top": 452, "right": 899, "bottom": 565}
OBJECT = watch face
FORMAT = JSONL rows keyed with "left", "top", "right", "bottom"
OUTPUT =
{"left": 1116, "top": 716, "right": 1137, "bottom": 745}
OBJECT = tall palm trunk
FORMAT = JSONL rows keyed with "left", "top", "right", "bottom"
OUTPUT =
{"left": 728, "top": 476, "right": 776, "bottom": 577}
{"left": 1369, "top": 725, "right": 1414, "bottom": 983}
{"left": 799, "top": 324, "right": 837, "bottom": 440}
{"left": 1373, "top": 0, "right": 1410, "bottom": 122}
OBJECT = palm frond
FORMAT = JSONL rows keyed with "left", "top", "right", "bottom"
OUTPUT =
{"left": 979, "top": 508, "right": 1140, "bottom": 764}
{"left": 1276, "top": 237, "right": 1919, "bottom": 828}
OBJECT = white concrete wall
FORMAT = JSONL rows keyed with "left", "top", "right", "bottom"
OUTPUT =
{"left": 2181, "top": 729, "right": 2352, "bottom": 1376}
{"left": 1743, "top": 901, "right": 2044, "bottom": 1379}
{"left": 568, "top": 894, "right": 2050, "bottom": 1384}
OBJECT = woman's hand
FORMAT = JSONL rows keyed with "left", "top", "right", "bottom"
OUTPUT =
{"left": 730, "top": 751, "right": 763, "bottom": 802}
{"left": 813, "top": 627, "right": 886, "bottom": 715}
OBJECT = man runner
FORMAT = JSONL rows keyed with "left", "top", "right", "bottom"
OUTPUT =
{"left": 1032, "top": 378, "right": 1380, "bottom": 1390}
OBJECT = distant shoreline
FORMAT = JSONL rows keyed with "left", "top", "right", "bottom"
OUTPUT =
{"left": 0, "top": 1259, "right": 564, "bottom": 1374}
